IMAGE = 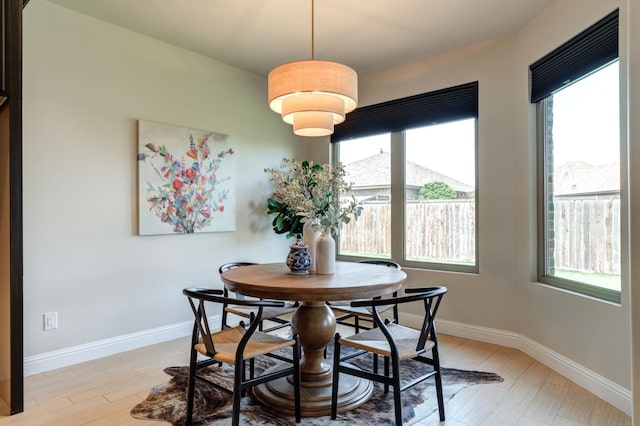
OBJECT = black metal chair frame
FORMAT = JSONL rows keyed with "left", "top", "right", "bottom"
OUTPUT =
{"left": 219, "top": 262, "right": 296, "bottom": 333}
{"left": 331, "top": 286, "right": 447, "bottom": 425}
{"left": 331, "top": 260, "right": 401, "bottom": 333}
{"left": 183, "top": 288, "right": 302, "bottom": 426}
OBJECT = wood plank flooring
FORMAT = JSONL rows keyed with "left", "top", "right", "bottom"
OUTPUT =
{"left": 0, "top": 332, "right": 631, "bottom": 425}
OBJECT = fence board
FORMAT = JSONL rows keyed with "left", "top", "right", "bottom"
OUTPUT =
{"left": 552, "top": 197, "right": 620, "bottom": 274}
{"left": 340, "top": 197, "right": 620, "bottom": 274}
{"left": 341, "top": 201, "right": 475, "bottom": 263}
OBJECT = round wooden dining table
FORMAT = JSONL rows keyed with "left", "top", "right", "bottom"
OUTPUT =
{"left": 221, "top": 261, "right": 407, "bottom": 417}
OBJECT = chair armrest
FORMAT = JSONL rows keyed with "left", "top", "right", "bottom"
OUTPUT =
{"left": 183, "top": 287, "right": 224, "bottom": 298}
{"left": 183, "top": 287, "right": 286, "bottom": 308}
{"left": 405, "top": 286, "right": 446, "bottom": 294}
{"left": 350, "top": 286, "right": 447, "bottom": 308}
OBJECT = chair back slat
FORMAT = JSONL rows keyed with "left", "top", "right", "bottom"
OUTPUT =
{"left": 185, "top": 293, "right": 214, "bottom": 355}
{"left": 369, "top": 306, "right": 402, "bottom": 357}
{"left": 234, "top": 305, "right": 264, "bottom": 365}
{"left": 416, "top": 290, "right": 444, "bottom": 351}
{"left": 185, "top": 289, "right": 224, "bottom": 356}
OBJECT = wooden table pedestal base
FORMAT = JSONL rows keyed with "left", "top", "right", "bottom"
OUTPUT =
{"left": 253, "top": 363, "right": 373, "bottom": 417}
{"left": 252, "top": 300, "right": 374, "bottom": 416}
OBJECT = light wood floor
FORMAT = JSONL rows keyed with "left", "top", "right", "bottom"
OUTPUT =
{"left": 0, "top": 332, "right": 631, "bottom": 425}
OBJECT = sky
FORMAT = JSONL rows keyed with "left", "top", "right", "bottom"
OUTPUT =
{"left": 552, "top": 61, "right": 620, "bottom": 166}
{"left": 338, "top": 118, "right": 476, "bottom": 186}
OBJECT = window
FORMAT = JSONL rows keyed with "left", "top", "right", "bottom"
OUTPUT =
{"left": 337, "top": 133, "right": 392, "bottom": 259}
{"left": 333, "top": 82, "right": 478, "bottom": 273}
{"left": 405, "top": 120, "right": 476, "bottom": 266}
{"left": 532, "top": 10, "right": 621, "bottom": 302}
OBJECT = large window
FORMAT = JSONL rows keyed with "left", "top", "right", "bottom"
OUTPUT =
{"left": 333, "top": 83, "right": 478, "bottom": 273}
{"left": 532, "top": 10, "right": 621, "bottom": 302}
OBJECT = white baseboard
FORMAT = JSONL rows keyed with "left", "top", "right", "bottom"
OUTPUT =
{"left": 24, "top": 315, "right": 219, "bottom": 377}
{"left": 25, "top": 313, "right": 632, "bottom": 416}
{"left": 400, "top": 314, "right": 631, "bottom": 416}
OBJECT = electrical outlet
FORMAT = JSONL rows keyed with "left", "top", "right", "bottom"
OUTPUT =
{"left": 44, "top": 312, "right": 58, "bottom": 331}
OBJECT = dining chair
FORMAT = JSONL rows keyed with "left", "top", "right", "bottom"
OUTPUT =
{"left": 330, "top": 286, "right": 447, "bottom": 425}
{"left": 219, "top": 262, "right": 298, "bottom": 333}
{"left": 183, "top": 287, "right": 302, "bottom": 426}
{"left": 329, "top": 260, "right": 401, "bottom": 333}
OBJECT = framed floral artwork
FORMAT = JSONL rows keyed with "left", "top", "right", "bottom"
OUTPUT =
{"left": 137, "top": 120, "right": 235, "bottom": 235}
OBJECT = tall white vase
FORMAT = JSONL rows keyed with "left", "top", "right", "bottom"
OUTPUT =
{"left": 315, "top": 233, "right": 336, "bottom": 274}
{"left": 302, "top": 226, "right": 320, "bottom": 273}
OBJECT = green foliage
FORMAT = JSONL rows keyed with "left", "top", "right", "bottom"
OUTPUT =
{"left": 305, "top": 197, "right": 363, "bottom": 238}
{"left": 418, "top": 181, "right": 457, "bottom": 200}
{"left": 266, "top": 198, "right": 304, "bottom": 238}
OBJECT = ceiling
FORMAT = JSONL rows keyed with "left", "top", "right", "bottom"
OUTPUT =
{"left": 44, "top": 0, "right": 554, "bottom": 77}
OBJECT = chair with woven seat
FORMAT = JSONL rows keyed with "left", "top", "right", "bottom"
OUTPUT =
{"left": 183, "top": 287, "right": 301, "bottom": 426}
{"left": 219, "top": 262, "right": 298, "bottom": 332}
{"left": 330, "top": 286, "right": 447, "bottom": 425}
{"left": 329, "top": 260, "right": 401, "bottom": 332}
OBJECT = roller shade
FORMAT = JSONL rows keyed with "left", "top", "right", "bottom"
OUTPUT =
{"left": 530, "top": 9, "right": 618, "bottom": 103}
{"left": 332, "top": 81, "right": 478, "bottom": 142}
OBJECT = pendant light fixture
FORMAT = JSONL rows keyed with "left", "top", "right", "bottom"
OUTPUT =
{"left": 268, "top": 0, "right": 358, "bottom": 137}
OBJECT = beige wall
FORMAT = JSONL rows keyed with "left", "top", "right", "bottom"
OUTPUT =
{"left": 517, "top": 0, "right": 630, "bottom": 391}
{"left": 22, "top": 1, "right": 305, "bottom": 356}
{"left": 318, "top": 0, "right": 632, "bottom": 393}
{"left": 0, "top": 103, "right": 10, "bottom": 413}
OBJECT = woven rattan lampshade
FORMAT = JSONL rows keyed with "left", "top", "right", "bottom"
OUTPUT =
{"left": 267, "top": 1, "right": 358, "bottom": 137}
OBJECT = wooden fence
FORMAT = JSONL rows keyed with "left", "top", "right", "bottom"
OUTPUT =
{"left": 552, "top": 196, "right": 620, "bottom": 274}
{"left": 340, "top": 200, "right": 475, "bottom": 263}
{"left": 341, "top": 197, "right": 620, "bottom": 274}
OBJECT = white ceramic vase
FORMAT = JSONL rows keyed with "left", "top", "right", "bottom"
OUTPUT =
{"left": 303, "top": 225, "right": 321, "bottom": 273}
{"left": 315, "top": 233, "right": 336, "bottom": 274}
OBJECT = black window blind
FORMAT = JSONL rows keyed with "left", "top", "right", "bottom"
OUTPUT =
{"left": 530, "top": 9, "right": 618, "bottom": 103}
{"left": 332, "top": 81, "right": 478, "bottom": 142}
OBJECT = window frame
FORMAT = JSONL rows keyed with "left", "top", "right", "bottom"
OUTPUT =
{"left": 536, "top": 97, "right": 621, "bottom": 303}
{"left": 532, "top": 9, "right": 622, "bottom": 303}
{"left": 332, "top": 83, "right": 479, "bottom": 273}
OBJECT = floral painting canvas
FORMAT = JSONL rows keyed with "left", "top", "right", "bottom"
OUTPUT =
{"left": 137, "top": 120, "right": 235, "bottom": 235}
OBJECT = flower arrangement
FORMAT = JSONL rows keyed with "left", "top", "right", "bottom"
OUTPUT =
{"left": 264, "top": 158, "right": 362, "bottom": 238}
{"left": 138, "top": 135, "right": 234, "bottom": 233}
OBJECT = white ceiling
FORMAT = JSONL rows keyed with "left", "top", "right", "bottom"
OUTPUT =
{"left": 44, "top": 0, "right": 554, "bottom": 77}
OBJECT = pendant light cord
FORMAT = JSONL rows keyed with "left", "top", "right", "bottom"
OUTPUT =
{"left": 311, "top": 0, "right": 315, "bottom": 60}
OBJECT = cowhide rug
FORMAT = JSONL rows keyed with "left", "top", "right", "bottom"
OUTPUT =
{"left": 132, "top": 349, "right": 502, "bottom": 425}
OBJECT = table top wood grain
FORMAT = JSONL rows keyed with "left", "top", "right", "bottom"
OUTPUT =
{"left": 220, "top": 261, "right": 407, "bottom": 302}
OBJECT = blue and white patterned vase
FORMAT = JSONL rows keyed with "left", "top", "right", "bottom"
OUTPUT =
{"left": 286, "top": 234, "right": 312, "bottom": 275}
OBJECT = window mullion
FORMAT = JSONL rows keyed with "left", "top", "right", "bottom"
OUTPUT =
{"left": 536, "top": 101, "right": 547, "bottom": 281}
{"left": 390, "top": 131, "right": 405, "bottom": 262}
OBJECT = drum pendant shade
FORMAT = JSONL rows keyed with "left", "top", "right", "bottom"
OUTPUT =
{"left": 267, "top": 1, "right": 358, "bottom": 137}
